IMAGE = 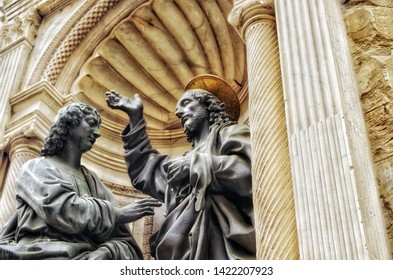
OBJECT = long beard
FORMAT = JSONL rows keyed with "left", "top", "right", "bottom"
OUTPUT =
{"left": 184, "top": 108, "right": 209, "bottom": 144}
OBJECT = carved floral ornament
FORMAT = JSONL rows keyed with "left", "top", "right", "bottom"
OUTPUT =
{"left": 228, "top": 0, "right": 275, "bottom": 38}
{"left": 0, "top": 8, "right": 41, "bottom": 49}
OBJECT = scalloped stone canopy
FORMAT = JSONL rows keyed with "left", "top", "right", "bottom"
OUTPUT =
{"left": 70, "top": 0, "right": 247, "bottom": 136}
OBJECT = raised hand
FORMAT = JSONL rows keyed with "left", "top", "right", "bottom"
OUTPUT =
{"left": 115, "top": 198, "right": 162, "bottom": 224}
{"left": 106, "top": 90, "right": 144, "bottom": 127}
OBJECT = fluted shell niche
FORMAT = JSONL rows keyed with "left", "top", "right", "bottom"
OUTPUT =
{"left": 71, "top": 0, "right": 247, "bottom": 139}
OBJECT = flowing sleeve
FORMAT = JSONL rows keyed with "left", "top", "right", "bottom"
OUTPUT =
{"left": 121, "top": 120, "right": 168, "bottom": 201}
{"left": 15, "top": 158, "right": 117, "bottom": 240}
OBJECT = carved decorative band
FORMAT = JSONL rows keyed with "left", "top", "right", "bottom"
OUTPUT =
{"left": 42, "top": 0, "right": 121, "bottom": 85}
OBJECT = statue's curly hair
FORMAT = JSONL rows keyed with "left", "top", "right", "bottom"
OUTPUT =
{"left": 41, "top": 103, "right": 101, "bottom": 157}
{"left": 190, "top": 90, "right": 230, "bottom": 128}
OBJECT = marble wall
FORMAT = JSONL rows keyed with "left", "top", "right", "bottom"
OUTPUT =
{"left": 343, "top": 0, "right": 393, "bottom": 258}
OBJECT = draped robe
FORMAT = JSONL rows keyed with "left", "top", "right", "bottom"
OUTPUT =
{"left": 0, "top": 156, "right": 143, "bottom": 260}
{"left": 122, "top": 120, "right": 256, "bottom": 260}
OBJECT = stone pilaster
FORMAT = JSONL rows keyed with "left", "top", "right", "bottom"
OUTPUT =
{"left": 229, "top": 0, "right": 299, "bottom": 260}
{"left": 0, "top": 9, "right": 41, "bottom": 138}
{"left": 275, "top": 0, "right": 390, "bottom": 259}
{"left": 0, "top": 81, "right": 66, "bottom": 228}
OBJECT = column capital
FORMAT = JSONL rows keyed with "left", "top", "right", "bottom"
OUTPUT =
{"left": 0, "top": 8, "right": 41, "bottom": 50}
{"left": 228, "top": 0, "right": 275, "bottom": 40}
{"left": 0, "top": 126, "right": 42, "bottom": 158}
{"left": 0, "top": 81, "right": 66, "bottom": 154}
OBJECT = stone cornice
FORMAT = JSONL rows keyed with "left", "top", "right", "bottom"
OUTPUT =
{"left": 9, "top": 80, "right": 64, "bottom": 110}
{"left": 0, "top": 80, "right": 65, "bottom": 153}
{"left": 37, "top": 0, "right": 74, "bottom": 17}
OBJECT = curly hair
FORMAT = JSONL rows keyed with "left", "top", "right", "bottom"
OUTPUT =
{"left": 190, "top": 90, "right": 230, "bottom": 128}
{"left": 41, "top": 103, "right": 101, "bottom": 157}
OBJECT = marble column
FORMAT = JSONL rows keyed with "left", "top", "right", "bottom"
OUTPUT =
{"left": 0, "top": 10, "right": 41, "bottom": 138}
{"left": 275, "top": 0, "right": 390, "bottom": 259}
{"left": 229, "top": 0, "right": 299, "bottom": 260}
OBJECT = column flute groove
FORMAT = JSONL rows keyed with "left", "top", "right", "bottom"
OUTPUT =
{"left": 230, "top": 1, "right": 300, "bottom": 259}
{"left": 275, "top": 0, "right": 390, "bottom": 259}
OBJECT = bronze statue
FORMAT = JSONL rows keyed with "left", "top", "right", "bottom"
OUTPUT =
{"left": 106, "top": 74, "right": 256, "bottom": 260}
{"left": 0, "top": 103, "right": 161, "bottom": 259}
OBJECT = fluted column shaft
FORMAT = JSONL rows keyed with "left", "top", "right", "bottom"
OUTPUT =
{"left": 0, "top": 10, "right": 40, "bottom": 138}
{"left": 0, "top": 137, "right": 41, "bottom": 227}
{"left": 0, "top": 151, "right": 9, "bottom": 195}
{"left": 275, "top": 0, "right": 390, "bottom": 259}
{"left": 229, "top": 1, "right": 299, "bottom": 260}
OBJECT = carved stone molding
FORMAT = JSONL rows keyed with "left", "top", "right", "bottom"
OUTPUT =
{"left": 228, "top": 0, "right": 274, "bottom": 39}
{"left": 37, "top": 0, "right": 74, "bottom": 17}
{"left": 142, "top": 215, "right": 154, "bottom": 259}
{"left": 0, "top": 80, "right": 67, "bottom": 154}
{"left": 0, "top": 1, "right": 4, "bottom": 26}
{"left": 0, "top": 116, "right": 44, "bottom": 155}
{"left": 0, "top": 8, "right": 41, "bottom": 50}
{"left": 26, "top": 0, "right": 94, "bottom": 87}
{"left": 102, "top": 180, "right": 146, "bottom": 198}
{"left": 41, "top": 0, "right": 124, "bottom": 85}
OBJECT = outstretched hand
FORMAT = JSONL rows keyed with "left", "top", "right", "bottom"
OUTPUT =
{"left": 115, "top": 198, "right": 162, "bottom": 224}
{"left": 106, "top": 90, "right": 144, "bottom": 127}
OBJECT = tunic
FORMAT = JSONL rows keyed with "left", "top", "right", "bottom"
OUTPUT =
{"left": 122, "top": 120, "right": 256, "bottom": 260}
{"left": 0, "top": 156, "right": 143, "bottom": 260}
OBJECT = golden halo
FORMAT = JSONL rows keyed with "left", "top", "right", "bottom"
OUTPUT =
{"left": 185, "top": 74, "right": 240, "bottom": 121}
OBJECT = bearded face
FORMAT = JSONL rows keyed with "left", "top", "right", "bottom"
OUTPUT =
{"left": 183, "top": 107, "right": 209, "bottom": 143}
